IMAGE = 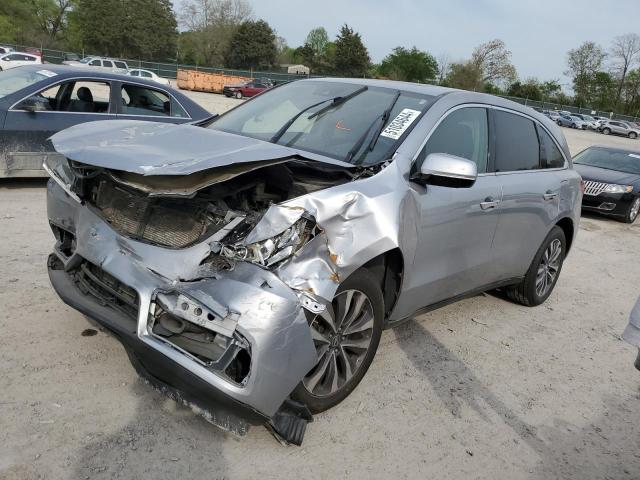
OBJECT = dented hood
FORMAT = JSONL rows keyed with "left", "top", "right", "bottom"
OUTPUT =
{"left": 50, "top": 120, "right": 353, "bottom": 176}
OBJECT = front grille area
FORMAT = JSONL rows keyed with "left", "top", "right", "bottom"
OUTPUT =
{"left": 94, "top": 181, "right": 209, "bottom": 248}
{"left": 72, "top": 261, "right": 139, "bottom": 321}
{"left": 583, "top": 180, "right": 609, "bottom": 196}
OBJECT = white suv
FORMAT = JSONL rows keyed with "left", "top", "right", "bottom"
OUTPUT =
{"left": 63, "top": 56, "right": 128, "bottom": 74}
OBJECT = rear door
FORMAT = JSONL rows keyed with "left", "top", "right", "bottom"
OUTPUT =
{"left": 2, "top": 79, "right": 114, "bottom": 174}
{"left": 489, "top": 109, "right": 566, "bottom": 279}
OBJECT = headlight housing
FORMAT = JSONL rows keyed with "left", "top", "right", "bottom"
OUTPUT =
{"left": 214, "top": 217, "right": 315, "bottom": 268}
{"left": 43, "top": 155, "right": 81, "bottom": 202}
{"left": 603, "top": 184, "right": 633, "bottom": 194}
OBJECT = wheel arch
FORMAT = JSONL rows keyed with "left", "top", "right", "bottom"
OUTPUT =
{"left": 556, "top": 216, "right": 574, "bottom": 254}
{"left": 359, "top": 248, "right": 404, "bottom": 322}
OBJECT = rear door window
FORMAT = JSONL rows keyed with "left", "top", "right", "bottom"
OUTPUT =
{"left": 418, "top": 107, "right": 489, "bottom": 173}
{"left": 492, "top": 110, "right": 540, "bottom": 172}
{"left": 537, "top": 127, "right": 565, "bottom": 169}
{"left": 120, "top": 84, "right": 170, "bottom": 116}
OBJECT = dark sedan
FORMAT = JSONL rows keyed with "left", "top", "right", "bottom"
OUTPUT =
{"left": 0, "top": 65, "right": 210, "bottom": 177}
{"left": 573, "top": 145, "right": 640, "bottom": 223}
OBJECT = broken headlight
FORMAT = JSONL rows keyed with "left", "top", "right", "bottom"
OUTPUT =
{"left": 214, "top": 217, "right": 314, "bottom": 268}
{"left": 43, "top": 155, "right": 81, "bottom": 202}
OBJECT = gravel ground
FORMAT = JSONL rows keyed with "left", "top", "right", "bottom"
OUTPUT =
{"left": 1, "top": 92, "right": 639, "bottom": 480}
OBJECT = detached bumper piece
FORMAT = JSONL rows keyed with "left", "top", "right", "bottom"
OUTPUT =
{"left": 47, "top": 254, "right": 313, "bottom": 444}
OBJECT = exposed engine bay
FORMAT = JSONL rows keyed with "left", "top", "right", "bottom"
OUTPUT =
{"left": 65, "top": 158, "right": 357, "bottom": 269}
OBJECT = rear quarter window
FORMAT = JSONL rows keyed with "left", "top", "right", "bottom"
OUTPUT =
{"left": 537, "top": 127, "right": 565, "bottom": 169}
{"left": 493, "top": 110, "right": 540, "bottom": 172}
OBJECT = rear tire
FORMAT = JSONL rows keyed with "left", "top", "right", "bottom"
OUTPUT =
{"left": 624, "top": 197, "right": 640, "bottom": 223}
{"left": 505, "top": 226, "right": 566, "bottom": 307}
{"left": 291, "top": 268, "right": 384, "bottom": 414}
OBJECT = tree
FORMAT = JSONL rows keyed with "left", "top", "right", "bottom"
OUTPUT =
{"left": 178, "top": 0, "right": 252, "bottom": 66}
{"left": 77, "top": 0, "right": 177, "bottom": 60}
{"left": 566, "top": 41, "right": 606, "bottom": 104}
{"left": 540, "top": 80, "right": 561, "bottom": 101}
{"left": 507, "top": 79, "right": 542, "bottom": 101}
{"left": 378, "top": 46, "right": 438, "bottom": 83}
{"left": 444, "top": 61, "right": 483, "bottom": 91}
{"left": 609, "top": 33, "right": 640, "bottom": 108}
{"left": 333, "top": 24, "right": 370, "bottom": 77}
{"left": 305, "top": 27, "right": 329, "bottom": 59}
{"left": 436, "top": 53, "right": 450, "bottom": 84}
{"left": 470, "top": 39, "right": 517, "bottom": 86}
{"left": 224, "top": 19, "right": 276, "bottom": 69}
{"left": 590, "top": 71, "right": 616, "bottom": 111}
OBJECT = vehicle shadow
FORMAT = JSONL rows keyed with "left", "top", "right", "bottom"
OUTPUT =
{"left": 72, "top": 378, "right": 230, "bottom": 479}
{"left": 394, "top": 319, "right": 640, "bottom": 478}
{"left": 394, "top": 319, "right": 545, "bottom": 447}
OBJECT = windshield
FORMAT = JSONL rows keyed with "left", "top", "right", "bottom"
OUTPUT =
{"left": 0, "top": 68, "right": 50, "bottom": 98}
{"left": 209, "top": 80, "right": 433, "bottom": 165}
{"left": 79, "top": 57, "right": 92, "bottom": 64}
{"left": 574, "top": 147, "right": 640, "bottom": 175}
{"left": 583, "top": 115, "right": 595, "bottom": 121}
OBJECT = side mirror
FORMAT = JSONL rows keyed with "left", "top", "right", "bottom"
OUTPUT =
{"left": 17, "top": 97, "right": 43, "bottom": 113}
{"left": 411, "top": 152, "right": 477, "bottom": 188}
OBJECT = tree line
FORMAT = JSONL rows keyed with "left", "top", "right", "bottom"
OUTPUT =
{"left": 2, "top": 0, "right": 640, "bottom": 114}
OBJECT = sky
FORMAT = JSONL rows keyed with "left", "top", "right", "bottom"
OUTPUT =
{"left": 174, "top": 0, "right": 640, "bottom": 89}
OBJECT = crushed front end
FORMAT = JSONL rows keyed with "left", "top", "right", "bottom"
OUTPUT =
{"left": 44, "top": 150, "right": 353, "bottom": 444}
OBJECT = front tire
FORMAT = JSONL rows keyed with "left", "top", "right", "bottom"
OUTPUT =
{"left": 624, "top": 197, "right": 640, "bottom": 223}
{"left": 235, "top": 91, "right": 243, "bottom": 99}
{"left": 505, "top": 226, "right": 566, "bottom": 306}
{"left": 629, "top": 132, "right": 638, "bottom": 139}
{"left": 292, "top": 268, "right": 384, "bottom": 413}
{"left": 603, "top": 127, "right": 611, "bottom": 135}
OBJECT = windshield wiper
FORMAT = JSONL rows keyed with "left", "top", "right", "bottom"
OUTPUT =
{"left": 307, "top": 85, "right": 368, "bottom": 120}
{"left": 269, "top": 85, "right": 368, "bottom": 144}
{"left": 344, "top": 90, "right": 401, "bottom": 164}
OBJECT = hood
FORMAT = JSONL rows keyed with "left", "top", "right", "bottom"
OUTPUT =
{"left": 50, "top": 120, "right": 354, "bottom": 176}
{"left": 574, "top": 163, "right": 640, "bottom": 186}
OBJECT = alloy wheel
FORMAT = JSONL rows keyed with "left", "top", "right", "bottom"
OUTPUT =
{"left": 303, "top": 289, "right": 374, "bottom": 397}
{"left": 630, "top": 198, "right": 640, "bottom": 222}
{"left": 535, "top": 239, "right": 562, "bottom": 297}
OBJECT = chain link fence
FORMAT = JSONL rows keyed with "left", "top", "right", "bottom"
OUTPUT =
{"left": 4, "top": 43, "right": 639, "bottom": 123}
{"left": 2, "top": 43, "right": 311, "bottom": 85}
{"left": 498, "top": 95, "right": 639, "bottom": 123}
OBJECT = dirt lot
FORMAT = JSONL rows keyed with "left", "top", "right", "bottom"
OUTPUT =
{"left": 1, "top": 93, "right": 639, "bottom": 480}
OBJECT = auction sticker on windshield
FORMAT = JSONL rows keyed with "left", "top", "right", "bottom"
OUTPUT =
{"left": 380, "top": 108, "right": 421, "bottom": 140}
{"left": 37, "top": 70, "right": 57, "bottom": 78}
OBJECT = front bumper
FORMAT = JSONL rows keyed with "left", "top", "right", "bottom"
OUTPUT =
{"left": 581, "top": 191, "right": 635, "bottom": 217}
{"left": 46, "top": 181, "right": 318, "bottom": 442}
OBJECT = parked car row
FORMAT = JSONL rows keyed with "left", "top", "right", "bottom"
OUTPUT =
{"left": 541, "top": 109, "right": 640, "bottom": 139}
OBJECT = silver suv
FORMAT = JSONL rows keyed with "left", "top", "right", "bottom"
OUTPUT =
{"left": 45, "top": 79, "right": 582, "bottom": 444}
{"left": 600, "top": 120, "right": 639, "bottom": 139}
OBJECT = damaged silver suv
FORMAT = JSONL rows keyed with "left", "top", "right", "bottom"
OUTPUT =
{"left": 45, "top": 78, "right": 582, "bottom": 444}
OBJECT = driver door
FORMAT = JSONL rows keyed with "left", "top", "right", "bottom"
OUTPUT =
{"left": 2, "top": 80, "right": 114, "bottom": 175}
{"left": 400, "top": 106, "right": 503, "bottom": 312}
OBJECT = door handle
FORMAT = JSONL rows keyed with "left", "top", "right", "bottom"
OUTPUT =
{"left": 543, "top": 190, "right": 559, "bottom": 201}
{"left": 480, "top": 197, "right": 500, "bottom": 210}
